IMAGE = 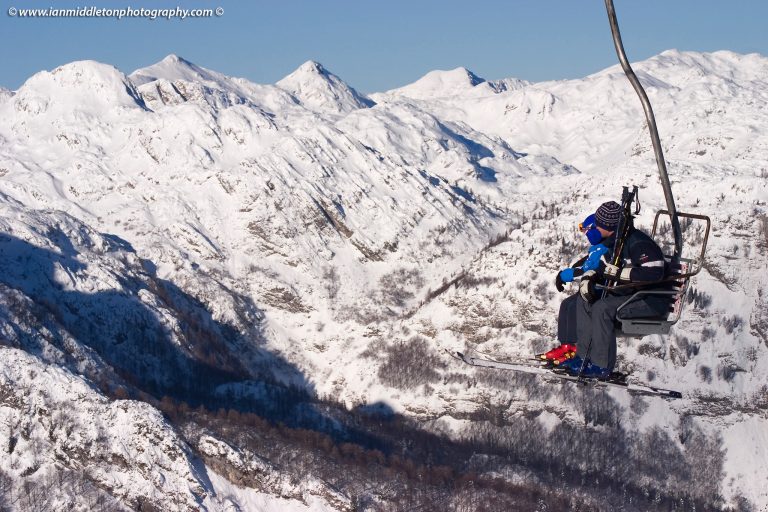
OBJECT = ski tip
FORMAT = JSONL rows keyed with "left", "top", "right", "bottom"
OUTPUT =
{"left": 669, "top": 391, "right": 683, "bottom": 399}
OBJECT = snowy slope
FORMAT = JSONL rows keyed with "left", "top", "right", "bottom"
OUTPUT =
{"left": 0, "top": 193, "right": 346, "bottom": 511}
{"left": 0, "top": 347, "right": 343, "bottom": 511}
{"left": 0, "top": 50, "right": 767, "bottom": 510}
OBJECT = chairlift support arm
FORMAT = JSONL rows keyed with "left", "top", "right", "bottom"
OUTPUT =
{"left": 604, "top": 0, "right": 683, "bottom": 259}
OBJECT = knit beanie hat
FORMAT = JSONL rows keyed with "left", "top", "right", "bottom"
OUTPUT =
{"left": 595, "top": 201, "right": 622, "bottom": 231}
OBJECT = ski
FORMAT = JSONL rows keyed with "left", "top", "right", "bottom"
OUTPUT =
{"left": 449, "top": 351, "right": 683, "bottom": 399}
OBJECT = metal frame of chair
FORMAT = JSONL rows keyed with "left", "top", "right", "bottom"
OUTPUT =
{"left": 614, "top": 211, "right": 711, "bottom": 337}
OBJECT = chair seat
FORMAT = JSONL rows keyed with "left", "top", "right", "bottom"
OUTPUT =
{"left": 616, "top": 317, "right": 673, "bottom": 337}
{"left": 614, "top": 269, "right": 689, "bottom": 337}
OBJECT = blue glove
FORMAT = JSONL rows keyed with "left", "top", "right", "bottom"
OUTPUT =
{"left": 582, "top": 244, "right": 609, "bottom": 272}
{"left": 559, "top": 268, "right": 576, "bottom": 283}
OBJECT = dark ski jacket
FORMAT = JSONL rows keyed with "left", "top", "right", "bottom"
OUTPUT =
{"left": 598, "top": 227, "right": 668, "bottom": 295}
{"left": 618, "top": 227, "right": 666, "bottom": 282}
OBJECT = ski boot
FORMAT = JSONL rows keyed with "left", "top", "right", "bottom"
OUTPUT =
{"left": 554, "top": 354, "right": 583, "bottom": 374}
{"left": 575, "top": 361, "right": 611, "bottom": 380}
{"left": 536, "top": 343, "right": 576, "bottom": 367}
{"left": 557, "top": 357, "right": 611, "bottom": 380}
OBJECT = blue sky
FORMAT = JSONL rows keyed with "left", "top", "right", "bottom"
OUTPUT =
{"left": 1, "top": 0, "right": 765, "bottom": 92}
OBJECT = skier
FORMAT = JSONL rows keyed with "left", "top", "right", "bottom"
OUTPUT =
{"left": 539, "top": 213, "right": 608, "bottom": 365}
{"left": 548, "top": 201, "right": 671, "bottom": 378}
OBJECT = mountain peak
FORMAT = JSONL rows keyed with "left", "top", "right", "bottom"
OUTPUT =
{"left": 155, "top": 53, "right": 200, "bottom": 71}
{"left": 451, "top": 67, "right": 485, "bottom": 86}
{"left": 129, "top": 54, "right": 220, "bottom": 87}
{"left": 383, "top": 67, "right": 490, "bottom": 100}
{"left": 276, "top": 60, "right": 374, "bottom": 114}
{"left": 14, "top": 60, "right": 145, "bottom": 111}
{"left": 161, "top": 53, "right": 187, "bottom": 64}
{"left": 424, "top": 67, "right": 486, "bottom": 87}
{"left": 296, "top": 60, "right": 327, "bottom": 75}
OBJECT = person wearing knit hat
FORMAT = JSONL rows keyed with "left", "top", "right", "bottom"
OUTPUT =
{"left": 545, "top": 198, "right": 672, "bottom": 379}
{"left": 594, "top": 201, "right": 622, "bottom": 231}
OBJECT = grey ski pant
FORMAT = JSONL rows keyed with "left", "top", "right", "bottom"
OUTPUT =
{"left": 574, "top": 293, "right": 669, "bottom": 370}
{"left": 557, "top": 293, "right": 580, "bottom": 344}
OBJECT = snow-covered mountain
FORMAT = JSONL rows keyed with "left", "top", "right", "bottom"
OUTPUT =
{"left": 0, "top": 51, "right": 766, "bottom": 510}
{"left": 129, "top": 54, "right": 229, "bottom": 87}
{"left": 276, "top": 60, "right": 375, "bottom": 114}
{"left": 375, "top": 50, "right": 768, "bottom": 175}
{"left": 373, "top": 66, "right": 529, "bottom": 100}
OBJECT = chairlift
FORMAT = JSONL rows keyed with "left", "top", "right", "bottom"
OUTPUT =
{"left": 602, "top": 0, "right": 711, "bottom": 337}
{"left": 616, "top": 210, "right": 711, "bottom": 337}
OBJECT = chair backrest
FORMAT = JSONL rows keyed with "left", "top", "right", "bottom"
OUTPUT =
{"left": 651, "top": 210, "right": 711, "bottom": 279}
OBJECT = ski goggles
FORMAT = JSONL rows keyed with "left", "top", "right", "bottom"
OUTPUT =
{"left": 579, "top": 213, "right": 597, "bottom": 232}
